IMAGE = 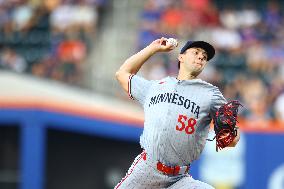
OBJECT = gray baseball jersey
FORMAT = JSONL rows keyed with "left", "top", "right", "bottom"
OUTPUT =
{"left": 115, "top": 75, "right": 226, "bottom": 189}
{"left": 129, "top": 75, "right": 226, "bottom": 165}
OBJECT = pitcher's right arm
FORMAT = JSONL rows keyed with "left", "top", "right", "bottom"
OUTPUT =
{"left": 115, "top": 37, "right": 174, "bottom": 92}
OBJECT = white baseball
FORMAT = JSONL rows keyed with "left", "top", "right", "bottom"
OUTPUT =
{"left": 166, "top": 38, "right": 178, "bottom": 49}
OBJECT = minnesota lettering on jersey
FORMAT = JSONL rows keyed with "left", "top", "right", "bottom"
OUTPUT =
{"left": 148, "top": 93, "right": 200, "bottom": 118}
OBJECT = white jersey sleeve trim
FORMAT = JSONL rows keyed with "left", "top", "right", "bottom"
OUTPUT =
{"left": 128, "top": 74, "right": 135, "bottom": 100}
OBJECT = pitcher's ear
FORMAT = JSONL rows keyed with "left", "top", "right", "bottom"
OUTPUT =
{"left": 178, "top": 54, "right": 183, "bottom": 62}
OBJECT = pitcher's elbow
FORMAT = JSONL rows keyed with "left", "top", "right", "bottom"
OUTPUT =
{"left": 115, "top": 70, "right": 120, "bottom": 80}
{"left": 115, "top": 69, "right": 126, "bottom": 81}
{"left": 114, "top": 71, "right": 119, "bottom": 79}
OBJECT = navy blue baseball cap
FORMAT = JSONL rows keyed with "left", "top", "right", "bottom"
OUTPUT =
{"left": 180, "top": 41, "right": 215, "bottom": 61}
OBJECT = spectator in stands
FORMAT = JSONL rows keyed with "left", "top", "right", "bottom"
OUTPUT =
{"left": 0, "top": 0, "right": 103, "bottom": 86}
{"left": 241, "top": 77, "right": 272, "bottom": 127}
{"left": 73, "top": 0, "right": 98, "bottom": 36}
{"left": 11, "top": 1, "right": 33, "bottom": 31}
{"left": 274, "top": 92, "right": 284, "bottom": 121}
{"left": 138, "top": 0, "right": 163, "bottom": 50}
{"left": 0, "top": 48, "right": 27, "bottom": 73}
{"left": 160, "top": 1, "right": 183, "bottom": 35}
{"left": 56, "top": 32, "right": 86, "bottom": 84}
{"left": 263, "top": 1, "right": 282, "bottom": 31}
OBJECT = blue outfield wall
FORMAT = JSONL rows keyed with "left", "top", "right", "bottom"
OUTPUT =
{"left": 0, "top": 108, "right": 283, "bottom": 189}
{"left": 244, "top": 133, "right": 284, "bottom": 189}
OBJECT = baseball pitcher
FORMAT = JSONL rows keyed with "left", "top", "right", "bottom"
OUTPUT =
{"left": 114, "top": 37, "right": 241, "bottom": 189}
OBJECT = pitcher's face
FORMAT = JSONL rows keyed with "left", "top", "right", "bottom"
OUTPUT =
{"left": 178, "top": 47, "right": 208, "bottom": 76}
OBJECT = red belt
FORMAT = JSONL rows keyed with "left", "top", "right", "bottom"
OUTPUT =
{"left": 142, "top": 151, "right": 190, "bottom": 176}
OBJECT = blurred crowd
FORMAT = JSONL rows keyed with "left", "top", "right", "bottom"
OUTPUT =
{"left": 0, "top": 0, "right": 105, "bottom": 85}
{"left": 0, "top": 0, "right": 283, "bottom": 126}
{"left": 138, "top": 0, "right": 284, "bottom": 125}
